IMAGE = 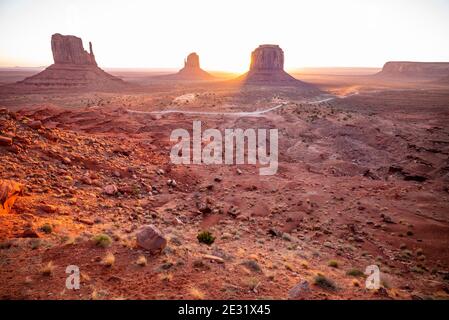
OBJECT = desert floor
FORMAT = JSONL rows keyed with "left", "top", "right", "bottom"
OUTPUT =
{"left": 0, "top": 70, "right": 448, "bottom": 300}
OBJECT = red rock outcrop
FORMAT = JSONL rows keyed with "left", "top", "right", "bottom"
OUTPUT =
{"left": 237, "top": 44, "right": 315, "bottom": 89}
{"left": 161, "top": 52, "right": 215, "bottom": 81}
{"left": 51, "top": 34, "right": 97, "bottom": 66}
{"left": 16, "top": 34, "right": 127, "bottom": 90}
{"left": 0, "top": 180, "right": 23, "bottom": 214}
{"left": 377, "top": 61, "right": 449, "bottom": 79}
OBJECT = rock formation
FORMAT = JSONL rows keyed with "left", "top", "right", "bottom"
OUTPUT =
{"left": 161, "top": 52, "right": 215, "bottom": 81}
{"left": 16, "top": 33, "right": 127, "bottom": 90}
{"left": 237, "top": 44, "right": 314, "bottom": 89}
{"left": 51, "top": 34, "right": 97, "bottom": 66}
{"left": 376, "top": 61, "right": 449, "bottom": 79}
{"left": 0, "top": 180, "right": 23, "bottom": 214}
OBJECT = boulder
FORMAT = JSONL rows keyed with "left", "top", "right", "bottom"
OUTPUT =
{"left": 0, "top": 179, "right": 24, "bottom": 214}
{"left": 136, "top": 225, "right": 167, "bottom": 253}
{"left": 288, "top": 280, "right": 311, "bottom": 299}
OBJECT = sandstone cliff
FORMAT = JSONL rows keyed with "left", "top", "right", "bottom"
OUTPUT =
{"left": 377, "top": 61, "right": 449, "bottom": 79}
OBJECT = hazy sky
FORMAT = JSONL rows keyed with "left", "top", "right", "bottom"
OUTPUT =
{"left": 1, "top": 0, "right": 449, "bottom": 71}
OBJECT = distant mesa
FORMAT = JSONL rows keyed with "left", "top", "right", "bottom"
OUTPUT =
{"left": 237, "top": 44, "right": 315, "bottom": 89}
{"left": 160, "top": 52, "right": 215, "bottom": 81}
{"left": 376, "top": 61, "right": 449, "bottom": 80}
{"left": 16, "top": 33, "right": 127, "bottom": 89}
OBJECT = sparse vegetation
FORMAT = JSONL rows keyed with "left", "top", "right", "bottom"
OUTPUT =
{"left": 41, "top": 261, "right": 55, "bottom": 276}
{"left": 197, "top": 231, "right": 215, "bottom": 245}
{"left": 40, "top": 223, "right": 53, "bottom": 234}
{"left": 93, "top": 234, "right": 112, "bottom": 248}
{"left": 241, "top": 259, "right": 262, "bottom": 273}
{"left": 102, "top": 252, "right": 115, "bottom": 267}
{"left": 314, "top": 273, "right": 336, "bottom": 291}
{"left": 328, "top": 260, "right": 339, "bottom": 268}
{"left": 244, "top": 277, "right": 260, "bottom": 290}
{"left": 346, "top": 268, "right": 364, "bottom": 277}
{"left": 136, "top": 255, "right": 147, "bottom": 266}
{"left": 159, "top": 273, "right": 173, "bottom": 282}
{"left": 352, "top": 279, "right": 361, "bottom": 287}
{"left": 30, "top": 239, "right": 41, "bottom": 250}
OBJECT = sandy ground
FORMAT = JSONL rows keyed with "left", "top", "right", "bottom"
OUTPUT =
{"left": 0, "top": 71, "right": 448, "bottom": 300}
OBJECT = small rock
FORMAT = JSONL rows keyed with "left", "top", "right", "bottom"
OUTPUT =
{"left": 28, "top": 120, "right": 43, "bottom": 129}
{"left": 39, "top": 204, "right": 57, "bottom": 213}
{"left": 21, "top": 228, "right": 40, "bottom": 238}
{"left": 0, "top": 136, "right": 13, "bottom": 146}
{"left": 203, "top": 254, "right": 225, "bottom": 264}
{"left": 323, "top": 241, "right": 334, "bottom": 249}
{"left": 289, "top": 280, "right": 311, "bottom": 299}
{"left": 103, "top": 184, "right": 118, "bottom": 195}
{"left": 167, "top": 179, "right": 177, "bottom": 187}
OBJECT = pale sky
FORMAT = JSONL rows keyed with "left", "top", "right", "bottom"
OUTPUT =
{"left": 1, "top": 0, "right": 448, "bottom": 71}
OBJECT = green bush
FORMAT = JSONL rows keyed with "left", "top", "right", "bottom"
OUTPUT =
{"left": 92, "top": 234, "right": 112, "bottom": 248}
{"left": 197, "top": 231, "right": 215, "bottom": 245}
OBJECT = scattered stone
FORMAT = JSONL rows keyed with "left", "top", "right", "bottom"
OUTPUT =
{"left": 167, "top": 179, "right": 177, "bottom": 187}
{"left": 28, "top": 120, "right": 42, "bottom": 130}
{"left": 0, "top": 136, "right": 13, "bottom": 146}
{"left": 323, "top": 241, "right": 334, "bottom": 249}
{"left": 39, "top": 204, "right": 57, "bottom": 213}
{"left": 203, "top": 254, "right": 225, "bottom": 264}
{"left": 136, "top": 224, "right": 167, "bottom": 253}
{"left": 21, "top": 228, "right": 40, "bottom": 238}
{"left": 77, "top": 218, "right": 94, "bottom": 225}
{"left": 289, "top": 280, "right": 311, "bottom": 299}
{"left": 227, "top": 205, "right": 240, "bottom": 217}
{"left": 268, "top": 228, "right": 283, "bottom": 237}
{"left": 381, "top": 213, "right": 394, "bottom": 224}
{"left": 103, "top": 184, "right": 118, "bottom": 195}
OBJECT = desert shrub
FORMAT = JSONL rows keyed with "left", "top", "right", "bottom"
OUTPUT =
{"left": 102, "top": 252, "right": 115, "bottom": 267}
{"left": 197, "top": 231, "right": 215, "bottom": 245}
{"left": 41, "top": 261, "right": 55, "bottom": 276}
{"left": 40, "top": 223, "right": 53, "bottom": 234}
{"left": 328, "top": 260, "right": 339, "bottom": 268}
{"left": 346, "top": 268, "right": 364, "bottom": 277}
{"left": 314, "top": 274, "right": 336, "bottom": 291}
{"left": 92, "top": 234, "right": 112, "bottom": 248}
{"left": 136, "top": 255, "right": 147, "bottom": 266}
{"left": 241, "top": 259, "right": 262, "bottom": 273}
